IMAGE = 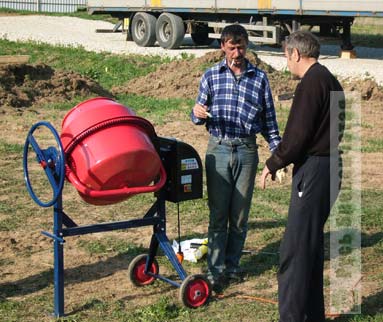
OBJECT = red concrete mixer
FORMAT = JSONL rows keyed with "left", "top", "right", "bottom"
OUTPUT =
{"left": 60, "top": 97, "right": 166, "bottom": 205}
{"left": 23, "top": 97, "right": 210, "bottom": 317}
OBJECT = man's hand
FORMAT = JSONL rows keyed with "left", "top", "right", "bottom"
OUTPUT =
{"left": 260, "top": 164, "right": 273, "bottom": 189}
{"left": 261, "top": 166, "right": 287, "bottom": 189}
{"left": 193, "top": 103, "right": 210, "bottom": 119}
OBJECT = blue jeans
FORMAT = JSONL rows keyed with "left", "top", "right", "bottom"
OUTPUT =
{"left": 205, "top": 136, "right": 259, "bottom": 279}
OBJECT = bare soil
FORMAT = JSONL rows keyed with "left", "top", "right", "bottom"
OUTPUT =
{"left": 1, "top": 52, "right": 381, "bottom": 191}
{"left": 111, "top": 50, "right": 297, "bottom": 100}
{"left": 1, "top": 51, "right": 381, "bottom": 112}
{"left": 1, "top": 52, "right": 382, "bottom": 319}
{"left": 112, "top": 49, "right": 383, "bottom": 102}
{"left": 0, "top": 63, "right": 112, "bottom": 110}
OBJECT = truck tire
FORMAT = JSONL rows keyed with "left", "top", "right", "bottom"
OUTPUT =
{"left": 156, "top": 13, "right": 185, "bottom": 49}
{"left": 191, "top": 25, "right": 215, "bottom": 46}
{"left": 131, "top": 12, "right": 157, "bottom": 47}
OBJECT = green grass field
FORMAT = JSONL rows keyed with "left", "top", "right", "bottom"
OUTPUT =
{"left": 0, "top": 17, "right": 383, "bottom": 322}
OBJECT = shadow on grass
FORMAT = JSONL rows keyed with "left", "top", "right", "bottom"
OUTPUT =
{"left": 1, "top": 226, "right": 381, "bottom": 316}
{"left": 241, "top": 226, "right": 383, "bottom": 279}
{"left": 324, "top": 231, "right": 383, "bottom": 260}
{"left": 179, "top": 219, "right": 287, "bottom": 241}
{"left": 65, "top": 283, "right": 176, "bottom": 317}
{"left": 240, "top": 240, "right": 281, "bottom": 278}
{"left": 0, "top": 246, "right": 147, "bottom": 300}
{"left": 248, "top": 219, "right": 287, "bottom": 230}
{"left": 358, "top": 289, "right": 383, "bottom": 316}
{"left": 0, "top": 219, "right": 285, "bottom": 301}
{"left": 329, "top": 289, "right": 383, "bottom": 321}
{"left": 360, "top": 231, "right": 383, "bottom": 248}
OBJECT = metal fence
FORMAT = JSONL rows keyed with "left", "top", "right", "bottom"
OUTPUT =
{"left": 0, "top": 0, "right": 87, "bottom": 13}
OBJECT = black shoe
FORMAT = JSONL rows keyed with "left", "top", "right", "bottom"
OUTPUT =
{"left": 207, "top": 275, "right": 226, "bottom": 294}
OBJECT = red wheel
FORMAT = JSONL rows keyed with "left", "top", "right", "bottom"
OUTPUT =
{"left": 128, "top": 254, "right": 159, "bottom": 286}
{"left": 179, "top": 274, "right": 211, "bottom": 308}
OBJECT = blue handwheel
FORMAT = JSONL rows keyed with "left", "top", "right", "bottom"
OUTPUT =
{"left": 23, "top": 121, "right": 65, "bottom": 207}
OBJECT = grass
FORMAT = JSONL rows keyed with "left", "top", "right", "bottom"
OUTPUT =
{"left": 361, "top": 190, "right": 383, "bottom": 230}
{"left": 0, "top": 39, "right": 173, "bottom": 90}
{"left": 0, "top": 141, "right": 24, "bottom": 154}
{"left": 361, "top": 139, "right": 383, "bottom": 153}
{"left": 77, "top": 237, "right": 147, "bottom": 256}
{"left": 0, "top": 22, "right": 382, "bottom": 322}
{"left": 117, "top": 94, "right": 194, "bottom": 125}
{"left": 304, "top": 19, "right": 383, "bottom": 48}
{"left": 0, "top": 299, "right": 23, "bottom": 322}
{"left": 124, "top": 296, "right": 189, "bottom": 321}
{"left": 351, "top": 22, "right": 383, "bottom": 48}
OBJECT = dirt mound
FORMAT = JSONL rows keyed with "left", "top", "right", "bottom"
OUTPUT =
{"left": 0, "top": 63, "right": 112, "bottom": 109}
{"left": 112, "top": 50, "right": 383, "bottom": 102}
{"left": 2, "top": 55, "right": 381, "bottom": 112}
{"left": 112, "top": 50, "right": 297, "bottom": 100}
{"left": 343, "top": 78, "right": 383, "bottom": 101}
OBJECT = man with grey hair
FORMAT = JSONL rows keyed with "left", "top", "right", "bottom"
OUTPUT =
{"left": 261, "top": 30, "right": 344, "bottom": 321}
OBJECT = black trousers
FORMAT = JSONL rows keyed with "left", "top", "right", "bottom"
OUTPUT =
{"left": 278, "top": 156, "right": 338, "bottom": 322}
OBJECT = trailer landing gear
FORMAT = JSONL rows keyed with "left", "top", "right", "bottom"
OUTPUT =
{"left": 340, "top": 19, "right": 356, "bottom": 58}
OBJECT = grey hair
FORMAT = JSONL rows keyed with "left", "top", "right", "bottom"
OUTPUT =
{"left": 285, "top": 30, "right": 320, "bottom": 59}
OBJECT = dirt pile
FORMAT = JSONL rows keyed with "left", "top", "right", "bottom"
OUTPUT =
{"left": 1, "top": 54, "right": 381, "bottom": 111}
{"left": 342, "top": 78, "right": 383, "bottom": 101}
{"left": 112, "top": 50, "right": 297, "bottom": 100}
{"left": 0, "top": 63, "right": 112, "bottom": 109}
{"left": 112, "top": 50, "right": 383, "bottom": 102}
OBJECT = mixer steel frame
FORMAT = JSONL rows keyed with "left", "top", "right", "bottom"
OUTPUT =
{"left": 46, "top": 192, "right": 188, "bottom": 317}
{"left": 23, "top": 121, "right": 210, "bottom": 318}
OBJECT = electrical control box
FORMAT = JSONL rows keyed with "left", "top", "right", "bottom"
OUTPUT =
{"left": 157, "top": 137, "right": 203, "bottom": 203}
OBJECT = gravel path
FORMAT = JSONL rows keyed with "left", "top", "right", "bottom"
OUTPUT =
{"left": 1, "top": 15, "right": 383, "bottom": 85}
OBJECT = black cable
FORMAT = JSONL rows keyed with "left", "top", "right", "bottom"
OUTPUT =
{"left": 177, "top": 202, "right": 182, "bottom": 253}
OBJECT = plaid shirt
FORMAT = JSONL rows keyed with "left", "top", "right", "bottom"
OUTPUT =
{"left": 191, "top": 58, "right": 281, "bottom": 151}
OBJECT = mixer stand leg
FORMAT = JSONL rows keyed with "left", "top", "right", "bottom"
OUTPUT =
{"left": 155, "top": 232, "right": 188, "bottom": 281}
{"left": 53, "top": 238, "right": 64, "bottom": 317}
{"left": 53, "top": 197, "right": 65, "bottom": 317}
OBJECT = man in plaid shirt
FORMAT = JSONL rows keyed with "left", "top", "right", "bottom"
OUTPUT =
{"left": 191, "top": 24, "right": 281, "bottom": 293}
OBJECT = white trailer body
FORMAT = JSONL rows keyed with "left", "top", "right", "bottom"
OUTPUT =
{"left": 87, "top": 0, "right": 383, "bottom": 49}
{"left": 88, "top": 0, "right": 383, "bottom": 15}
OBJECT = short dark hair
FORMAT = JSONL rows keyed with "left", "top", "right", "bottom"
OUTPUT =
{"left": 220, "top": 24, "right": 249, "bottom": 45}
{"left": 285, "top": 30, "right": 320, "bottom": 59}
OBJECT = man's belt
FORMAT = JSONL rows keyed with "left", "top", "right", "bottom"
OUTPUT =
{"left": 210, "top": 136, "right": 256, "bottom": 146}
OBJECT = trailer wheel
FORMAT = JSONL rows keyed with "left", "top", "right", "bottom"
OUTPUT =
{"left": 179, "top": 274, "right": 211, "bottom": 308}
{"left": 191, "top": 25, "right": 215, "bottom": 46}
{"left": 128, "top": 254, "right": 159, "bottom": 286}
{"left": 156, "top": 13, "right": 185, "bottom": 49}
{"left": 131, "top": 12, "right": 157, "bottom": 47}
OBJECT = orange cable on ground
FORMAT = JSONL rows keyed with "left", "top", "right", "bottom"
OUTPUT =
{"left": 234, "top": 294, "right": 341, "bottom": 319}
{"left": 235, "top": 294, "right": 278, "bottom": 305}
